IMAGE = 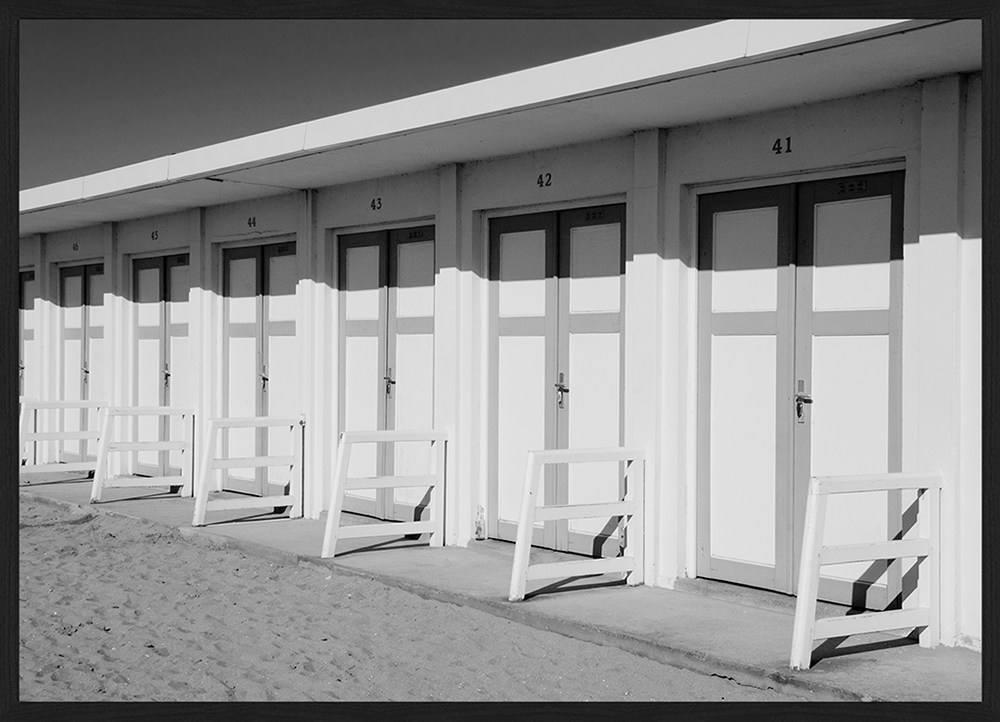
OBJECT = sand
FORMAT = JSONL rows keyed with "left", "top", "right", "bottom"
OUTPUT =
{"left": 19, "top": 496, "right": 788, "bottom": 702}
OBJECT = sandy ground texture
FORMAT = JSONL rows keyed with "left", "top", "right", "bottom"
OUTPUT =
{"left": 20, "top": 497, "right": 790, "bottom": 702}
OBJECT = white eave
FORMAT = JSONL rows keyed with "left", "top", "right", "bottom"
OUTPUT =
{"left": 18, "top": 18, "right": 982, "bottom": 237}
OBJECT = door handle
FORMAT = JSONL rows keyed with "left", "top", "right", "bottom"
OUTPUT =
{"left": 554, "top": 372, "right": 569, "bottom": 409}
{"left": 795, "top": 394, "right": 813, "bottom": 420}
{"left": 260, "top": 368, "right": 269, "bottom": 391}
{"left": 163, "top": 367, "right": 171, "bottom": 388}
{"left": 384, "top": 368, "right": 396, "bottom": 397}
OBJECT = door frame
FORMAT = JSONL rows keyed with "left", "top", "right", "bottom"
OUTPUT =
{"left": 219, "top": 236, "right": 297, "bottom": 496}
{"left": 335, "top": 223, "right": 437, "bottom": 520}
{"left": 694, "top": 168, "right": 905, "bottom": 607}
{"left": 486, "top": 202, "right": 627, "bottom": 555}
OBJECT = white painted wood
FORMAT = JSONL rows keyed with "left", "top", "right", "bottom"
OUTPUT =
{"left": 28, "top": 431, "right": 102, "bottom": 441}
{"left": 821, "top": 538, "right": 930, "bottom": 565}
{"left": 344, "top": 335, "right": 379, "bottom": 502}
{"left": 392, "top": 332, "right": 435, "bottom": 508}
{"left": 341, "top": 430, "right": 447, "bottom": 443}
{"left": 212, "top": 416, "right": 303, "bottom": 428}
{"left": 108, "top": 441, "right": 187, "bottom": 451}
{"left": 813, "top": 608, "right": 930, "bottom": 638}
{"left": 790, "top": 478, "right": 827, "bottom": 670}
{"left": 321, "top": 430, "right": 447, "bottom": 557}
{"left": 814, "top": 472, "right": 942, "bottom": 494}
{"left": 192, "top": 416, "right": 305, "bottom": 526}
{"left": 812, "top": 335, "right": 890, "bottom": 584}
{"left": 568, "top": 224, "right": 621, "bottom": 313}
{"left": 498, "top": 335, "right": 546, "bottom": 529}
{"left": 20, "top": 400, "right": 107, "bottom": 476}
{"left": 509, "top": 447, "right": 645, "bottom": 601}
{"left": 790, "top": 472, "right": 942, "bottom": 669}
{"left": 206, "top": 495, "right": 296, "bottom": 512}
{"left": 525, "top": 556, "right": 635, "bottom": 581}
{"left": 344, "top": 475, "right": 438, "bottom": 490}
{"left": 535, "top": 501, "right": 636, "bottom": 522}
{"left": 710, "top": 334, "right": 777, "bottom": 566}
{"left": 499, "top": 230, "right": 546, "bottom": 316}
{"left": 567, "top": 332, "right": 621, "bottom": 538}
{"left": 345, "top": 245, "right": 380, "bottom": 320}
{"left": 395, "top": 241, "right": 435, "bottom": 317}
{"left": 90, "top": 406, "right": 195, "bottom": 502}
{"left": 101, "top": 477, "right": 186, "bottom": 488}
{"left": 337, "top": 520, "right": 435, "bottom": 539}
{"left": 712, "top": 207, "right": 778, "bottom": 312}
{"left": 212, "top": 455, "right": 297, "bottom": 469}
{"left": 813, "top": 197, "right": 892, "bottom": 311}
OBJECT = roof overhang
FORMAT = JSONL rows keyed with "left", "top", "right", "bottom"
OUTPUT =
{"left": 19, "top": 18, "right": 982, "bottom": 237}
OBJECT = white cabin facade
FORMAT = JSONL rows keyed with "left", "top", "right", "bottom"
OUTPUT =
{"left": 19, "top": 20, "right": 982, "bottom": 650}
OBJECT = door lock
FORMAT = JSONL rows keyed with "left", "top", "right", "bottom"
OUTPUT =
{"left": 554, "top": 373, "right": 570, "bottom": 409}
{"left": 795, "top": 394, "right": 813, "bottom": 420}
{"left": 384, "top": 368, "right": 396, "bottom": 397}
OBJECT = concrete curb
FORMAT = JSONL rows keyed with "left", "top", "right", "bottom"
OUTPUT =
{"left": 21, "top": 490, "right": 870, "bottom": 702}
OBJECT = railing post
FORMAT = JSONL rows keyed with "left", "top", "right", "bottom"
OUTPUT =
{"left": 790, "top": 477, "right": 828, "bottom": 670}
{"left": 191, "top": 420, "right": 217, "bottom": 527}
{"left": 89, "top": 410, "right": 116, "bottom": 503}
{"left": 321, "top": 435, "right": 352, "bottom": 558}
{"left": 509, "top": 451, "right": 542, "bottom": 602}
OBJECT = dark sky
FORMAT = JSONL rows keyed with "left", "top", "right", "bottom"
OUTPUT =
{"left": 19, "top": 19, "right": 718, "bottom": 190}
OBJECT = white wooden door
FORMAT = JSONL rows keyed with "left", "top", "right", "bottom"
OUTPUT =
{"left": 133, "top": 254, "right": 190, "bottom": 477}
{"left": 60, "top": 263, "right": 106, "bottom": 463}
{"left": 338, "top": 226, "right": 436, "bottom": 520}
{"left": 698, "top": 171, "right": 904, "bottom": 608}
{"left": 490, "top": 204, "right": 625, "bottom": 555}
{"left": 222, "top": 240, "right": 298, "bottom": 496}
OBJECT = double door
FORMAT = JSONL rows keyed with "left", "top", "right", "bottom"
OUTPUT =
{"left": 133, "top": 254, "right": 191, "bottom": 477}
{"left": 490, "top": 204, "right": 625, "bottom": 556}
{"left": 338, "top": 225, "right": 436, "bottom": 520}
{"left": 697, "top": 171, "right": 904, "bottom": 609}
{"left": 20, "top": 270, "right": 38, "bottom": 398}
{"left": 60, "top": 263, "right": 108, "bottom": 462}
{"left": 222, "top": 241, "right": 299, "bottom": 495}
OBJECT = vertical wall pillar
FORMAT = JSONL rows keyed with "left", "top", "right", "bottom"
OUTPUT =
{"left": 297, "top": 190, "right": 322, "bottom": 518}
{"left": 189, "top": 207, "right": 213, "bottom": 486}
{"left": 916, "top": 75, "right": 965, "bottom": 646}
{"left": 435, "top": 164, "right": 465, "bottom": 544}
{"left": 627, "top": 129, "right": 667, "bottom": 584}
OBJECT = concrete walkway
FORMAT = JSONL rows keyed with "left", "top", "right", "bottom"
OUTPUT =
{"left": 19, "top": 476, "right": 981, "bottom": 702}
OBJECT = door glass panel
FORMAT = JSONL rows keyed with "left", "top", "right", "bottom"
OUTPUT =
{"left": 168, "top": 262, "right": 190, "bottom": 324}
{"left": 709, "top": 335, "right": 777, "bottom": 566}
{"left": 265, "top": 334, "right": 297, "bottom": 487}
{"left": 499, "top": 230, "right": 546, "bottom": 317}
{"left": 63, "top": 274, "right": 83, "bottom": 329}
{"left": 498, "top": 336, "right": 546, "bottom": 528}
{"left": 712, "top": 208, "right": 778, "bottom": 313}
{"left": 136, "top": 267, "right": 161, "bottom": 325}
{"left": 268, "top": 252, "right": 298, "bottom": 322}
{"left": 345, "top": 246, "right": 380, "bottom": 320}
{"left": 227, "top": 257, "right": 257, "bottom": 324}
{"left": 566, "top": 332, "right": 621, "bottom": 538}
{"left": 396, "top": 241, "right": 435, "bottom": 318}
{"left": 343, "top": 336, "right": 379, "bottom": 500}
{"left": 568, "top": 224, "right": 620, "bottom": 314}
{"left": 812, "top": 335, "right": 889, "bottom": 583}
{"left": 813, "top": 197, "right": 891, "bottom": 311}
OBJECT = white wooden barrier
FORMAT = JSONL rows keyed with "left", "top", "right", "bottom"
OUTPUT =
{"left": 90, "top": 407, "right": 196, "bottom": 502}
{"left": 790, "top": 471, "right": 943, "bottom": 670}
{"left": 508, "top": 447, "right": 645, "bottom": 602}
{"left": 321, "top": 430, "right": 447, "bottom": 558}
{"left": 19, "top": 400, "right": 108, "bottom": 475}
{"left": 191, "top": 417, "right": 305, "bottom": 526}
